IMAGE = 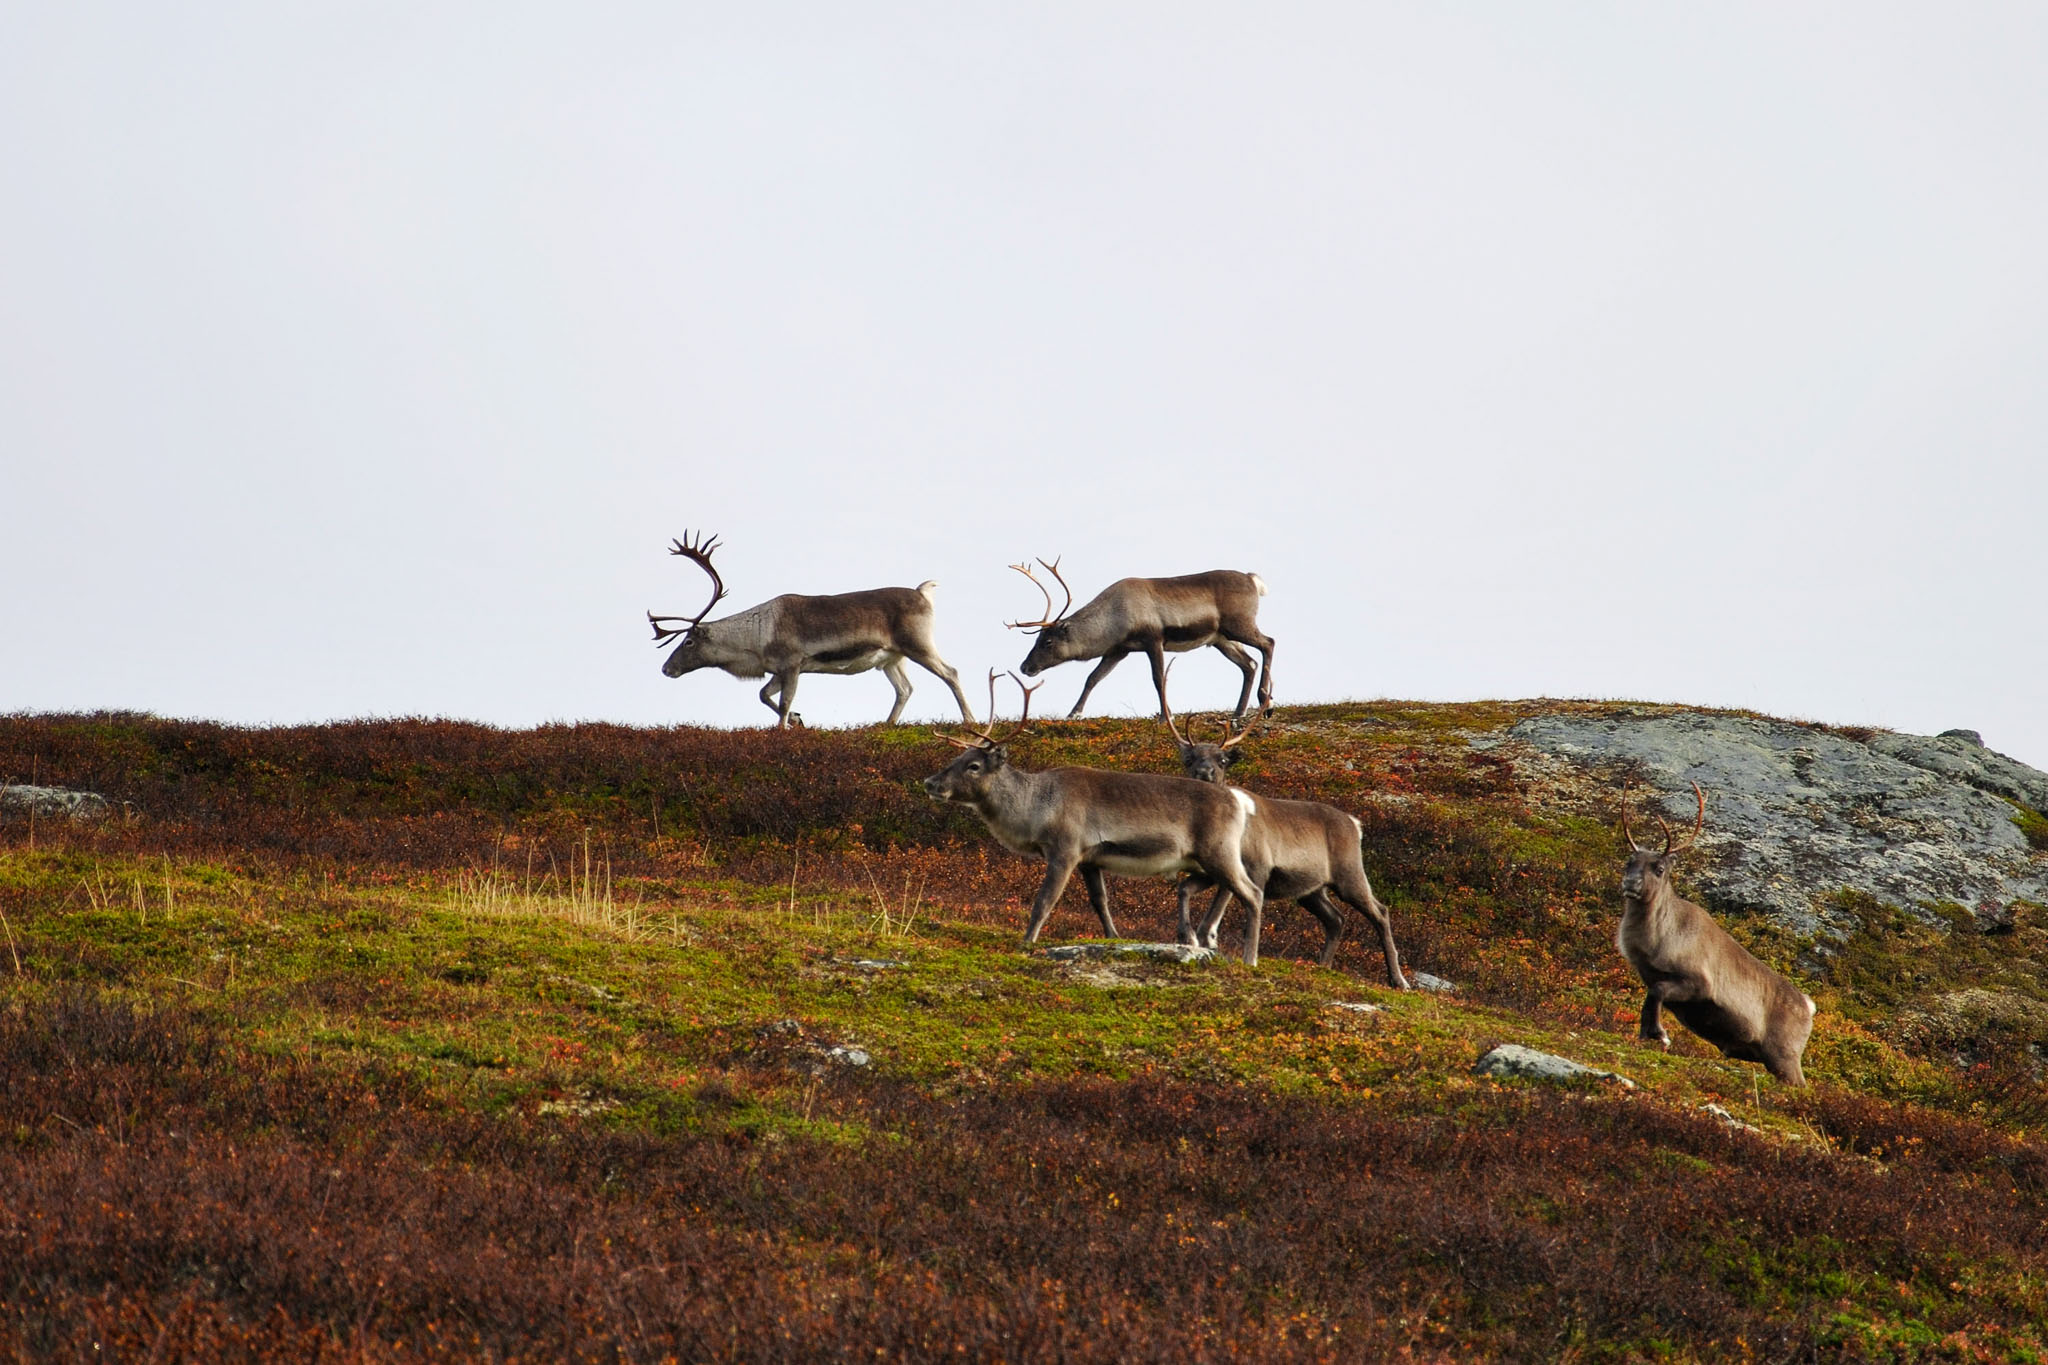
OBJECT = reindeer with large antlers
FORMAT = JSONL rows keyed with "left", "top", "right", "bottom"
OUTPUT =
{"left": 649, "top": 532, "right": 978, "bottom": 728}
{"left": 1617, "top": 782, "right": 1816, "bottom": 1084}
{"left": 925, "top": 672, "right": 1269, "bottom": 950}
{"left": 1162, "top": 687, "right": 1408, "bottom": 982}
{"left": 1008, "top": 558, "right": 1276, "bottom": 721}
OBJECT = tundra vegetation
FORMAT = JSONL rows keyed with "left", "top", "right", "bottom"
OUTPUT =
{"left": 1, "top": 702, "right": 2045, "bottom": 1362}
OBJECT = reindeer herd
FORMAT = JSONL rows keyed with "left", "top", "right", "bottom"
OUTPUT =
{"left": 648, "top": 533, "right": 1817, "bottom": 1086}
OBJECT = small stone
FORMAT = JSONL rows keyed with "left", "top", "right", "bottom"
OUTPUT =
{"left": 760, "top": 1019, "right": 803, "bottom": 1038}
{"left": 1939, "top": 729, "right": 1985, "bottom": 746}
{"left": 820, "top": 1045, "right": 870, "bottom": 1068}
{"left": 1699, "top": 1102, "right": 1762, "bottom": 1134}
{"left": 1474, "top": 1044, "right": 1635, "bottom": 1088}
{"left": 842, "top": 958, "right": 907, "bottom": 970}
{"left": 1328, "top": 1002, "right": 1382, "bottom": 1014}
{"left": 1971, "top": 900, "right": 2015, "bottom": 935}
{"left": 1409, "top": 972, "right": 1457, "bottom": 993}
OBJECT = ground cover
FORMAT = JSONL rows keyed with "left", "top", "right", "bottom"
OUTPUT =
{"left": 1, "top": 706, "right": 2044, "bottom": 1360}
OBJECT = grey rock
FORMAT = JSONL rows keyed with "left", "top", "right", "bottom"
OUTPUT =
{"left": 1474, "top": 1044, "right": 1635, "bottom": 1088}
{"left": 1328, "top": 1001, "right": 1383, "bottom": 1014}
{"left": 819, "top": 1045, "right": 871, "bottom": 1068}
{"left": 1939, "top": 729, "right": 1984, "bottom": 746}
{"left": 840, "top": 958, "right": 907, "bottom": 970}
{"left": 1409, "top": 971, "right": 1457, "bottom": 993}
{"left": 0, "top": 784, "right": 110, "bottom": 821}
{"left": 1502, "top": 712, "right": 2048, "bottom": 937}
{"left": 1042, "top": 942, "right": 1216, "bottom": 964}
{"left": 1699, "top": 1102, "right": 1761, "bottom": 1134}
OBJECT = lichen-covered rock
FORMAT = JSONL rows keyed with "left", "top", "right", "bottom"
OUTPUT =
{"left": 0, "top": 784, "right": 110, "bottom": 821}
{"left": 1042, "top": 942, "right": 1215, "bottom": 964}
{"left": 1474, "top": 1044, "right": 1635, "bottom": 1088}
{"left": 1485, "top": 712, "right": 2048, "bottom": 937}
{"left": 1409, "top": 971, "right": 1456, "bottom": 993}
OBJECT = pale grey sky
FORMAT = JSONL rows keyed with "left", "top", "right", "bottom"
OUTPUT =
{"left": 4, "top": 5, "right": 2045, "bottom": 768}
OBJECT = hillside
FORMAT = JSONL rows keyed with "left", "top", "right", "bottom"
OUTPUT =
{"left": 1, "top": 700, "right": 2044, "bottom": 1362}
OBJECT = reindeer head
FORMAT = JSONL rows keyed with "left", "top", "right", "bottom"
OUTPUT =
{"left": 1005, "top": 557, "right": 1080, "bottom": 675}
{"left": 924, "top": 672, "right": 1041, "bottom": 805}
{"left": 1618, "top": 781, "right": 1706, "bottom": 904}
{"left": 649, "top": 532, "right": 729, "bottom": 677}
{"left": 1162, "top": 664, "right": 1258, "bottom": 784}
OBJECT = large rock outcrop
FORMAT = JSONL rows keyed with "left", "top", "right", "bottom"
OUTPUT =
{"left": 1478, "top": 712, "right": 2048, "bottom": 938}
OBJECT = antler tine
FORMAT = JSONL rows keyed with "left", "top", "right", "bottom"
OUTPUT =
{"left": 647, "top": 611, "right": 696, "bottom": 646}
{"left": 1667, "top": 781, "right": 1706, "bottom": 855}
{"left": 661, "top": 529, "right": 729, "bottom": 631}
{"left": 1003, "top": 561, "right": 1059, "bottom": 632}
{"left": 1619, "top": 779, "right": 1644, "bottom": 853}
{"left": 1036, "top": 556, "right": 1073, "bottom": 621}
{"left": 1007, "top": 671, "right": 1043, "bottom": 734}
{"left": 1219, "top": 707, "right": 1264, "bottom": 751}
{"left": 983, "top": 669, "right": 1002, "bottom": 739}
{"left": 1160, "top": 660, "right": 1189, "bottom": 747}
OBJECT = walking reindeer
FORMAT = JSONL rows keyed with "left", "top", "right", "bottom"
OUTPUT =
{"left": 649, "top": 532, "right": 977, "bottom": 728}
{"left": 1007, "top": 558, "right": 1276, "bottom": 721}
{"left": 924, "top": 673, "right": 1268, "bottom": 950}
{"left": 1163, "top": 691, "right": 1407, "bottom": 983}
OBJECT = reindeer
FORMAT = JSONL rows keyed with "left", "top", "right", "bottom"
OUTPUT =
{"left": 1163, "top": 694, "right": 1408, "bottom": 985}
{"left": 924, "top": 674, "right": 1268, "bottom": 952}
{"left": 1007, "top": 558, "right": 1275, "bottom": 721}
{"left": 1617, "top": 783, "right": 1816, "bottom": 1085}
{"left": 648, "top": 532, "right": 978, "bottom": 729}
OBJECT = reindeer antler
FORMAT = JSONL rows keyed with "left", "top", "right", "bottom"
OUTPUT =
{"left": 1003, "top": 556, "right": 1073, "bottom": 632}
{"left": 1658, "top": 781, "right": 1707, "bottom": 855}
{"left": 942, "top": 670, "right": 1043, "bottom": 751}
{"left": 1160, "top": 659, "right": 1191, "bottom": 748}
{"left": 1619, "top": 779, "right": 1644, "bottom": 853}
{"left": 648, "top": 530, "right": 729, "bottom": 645}
{"left": 1217, "top": 708, "right": 1263, "bottom": 752}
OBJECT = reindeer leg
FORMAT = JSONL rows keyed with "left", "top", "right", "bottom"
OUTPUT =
{"left": 1639, "top": 985, "right": 1672, "bottom": 1048}
{"left": 1080, "top": 865, "right": 1118, "bottom": 937}
{"left": 757, "top": 677, "right": 784, "bottom": 721}
{"left": 881, "top": 659, "right": 914, "bottom": 726}
{"left": 1300, "top": 889, "right": 1346, "bottom": 967}
{"left": 1333, "top": 868, "right": 1407, "bottom": 989}
{"left": 1198, "top": 885, "right": 1231, "bottom": 950}
{"left": 1213, "top": 641, "right": 1259, "bottom": 723}
{"left": 1174, "top": 876, "right": 1213, "bottom": 945}
{"left": 903, "top": 647, "right": 976, "bottom": 724}
{"left": 1143, "top": 640, "right": 1171, "bottom": 721}
{"left": 1024, "top": 850, "right": 1083, "bottom": 943}
{"left": 1068, "top": 650, "right": 1129, "bottom": 717}
{"left": 771, "top": 669, "right": 801, "bottom": 729}
{"left": 1247, "top": 629, "right": 1276, "bottom": 715}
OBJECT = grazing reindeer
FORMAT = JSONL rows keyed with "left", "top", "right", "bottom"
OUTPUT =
{"left": 924, "top": 673, "right": 1268, "bottom": 952}
{"left": 1164, "top": 696, "right": 1408, "bottom": 985}
{"left": 649, "top": 532, "right": 977, "bottom": 729}
{"left": 1617, "top": 783, "right": 1815, "bottom": 1085}
{"left": 1007, "top": 558, "right": 1275, "bottom": 721}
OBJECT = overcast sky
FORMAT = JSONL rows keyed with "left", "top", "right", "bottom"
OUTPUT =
{"left": 4, "top": 4, "right": 2044, "bottom": 769}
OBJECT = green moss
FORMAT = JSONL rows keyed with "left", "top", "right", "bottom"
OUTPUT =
{"left": 2013, "top": 803, "right": 2048, "bottom": 852}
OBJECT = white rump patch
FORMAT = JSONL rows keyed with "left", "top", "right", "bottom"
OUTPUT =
{"left": 1250, "top": 573, "right": 1267, "bottom": 597}
{"left": 1349, "top": 814, "right": 1363, "bottom": 835}
{"left": 1230, "top": 788, "right": 1257, "bottom": 817}
{"left": 1804, "top": 993, "right": 1816, "bottom": 1016}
